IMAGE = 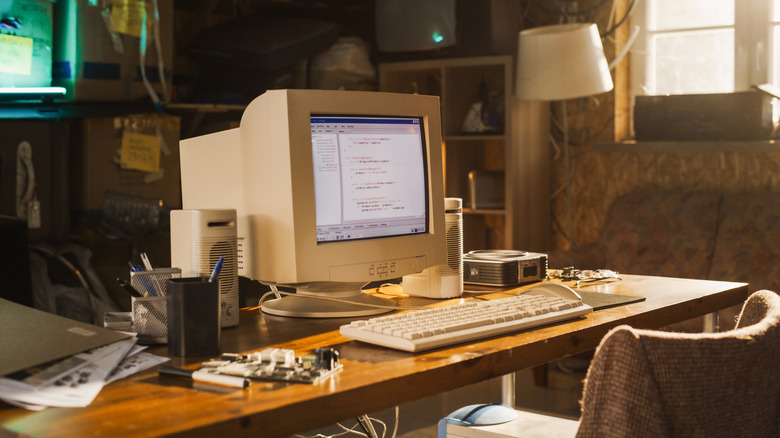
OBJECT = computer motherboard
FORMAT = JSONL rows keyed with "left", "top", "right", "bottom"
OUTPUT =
{"left": 199, "top": 347, "right": 341, "bottom": 384}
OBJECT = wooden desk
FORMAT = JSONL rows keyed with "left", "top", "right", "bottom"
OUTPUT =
{"left": 0, "top": 275, "right": 748, "bottom": 437}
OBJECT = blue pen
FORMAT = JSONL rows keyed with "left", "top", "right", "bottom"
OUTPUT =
{"left": 130, "top": 264, "right": 157, "bottom": 296}
{"left": 209, "top": 257, "right": 224, "bottom": 282}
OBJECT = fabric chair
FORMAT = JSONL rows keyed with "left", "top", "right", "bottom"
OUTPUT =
{"left": 481, "top": 290, "right": 780, "bottom": 438}
{"left": 574, "top": 289, "right": 780, "bottom": 437}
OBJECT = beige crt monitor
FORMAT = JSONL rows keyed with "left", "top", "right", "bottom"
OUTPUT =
{"left": 179, "top": 89, "right": 446, "bottom": 318}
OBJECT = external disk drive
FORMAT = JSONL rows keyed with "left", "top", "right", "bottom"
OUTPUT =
{"left": 463, "top": 250, "right": 547, "bottom": 286}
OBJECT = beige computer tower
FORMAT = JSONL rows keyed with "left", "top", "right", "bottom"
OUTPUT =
{"left": 170, "top": 209, "right": 239, "bottom": 327}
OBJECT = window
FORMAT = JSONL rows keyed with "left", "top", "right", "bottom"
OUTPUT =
{"left": 773, "top": 0, "right": 780, "bottom": 86}
{"left": 632, "top": 0, "right": 778, "bottom": 96}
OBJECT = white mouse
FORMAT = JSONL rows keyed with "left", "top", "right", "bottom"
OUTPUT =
{"left": 525, "top": 281, "right": 583, "bottom": 301}
{"left": 441, "top": 403, "right": 519, "bottom": 426}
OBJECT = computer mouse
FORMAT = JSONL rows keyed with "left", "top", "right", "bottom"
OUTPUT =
{"left": 525, "top": 281, "right": 582, "bottom": 301}
{"left": 443, "top": 403, "right": 519, "bottom": 426}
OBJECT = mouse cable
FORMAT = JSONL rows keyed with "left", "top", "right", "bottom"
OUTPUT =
{"left": 294, "top": 407, "right": 397, "bottom": 438}
{"left": 258, "top": 290, "right": 431, "bottom": 312}
{"left": 356, "top": 414, "right": 378, "bottom": 438}
{"left": 391, "top": 405, "right": 399, "bottom": 438}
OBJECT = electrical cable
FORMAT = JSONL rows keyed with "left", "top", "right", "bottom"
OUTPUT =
{"left": 521, "top": 0, "right": 634, "bottom": 41}
{"left": 519, "top": 0, "right": 543, "bottom": 28}
{"left": 138, "top": 0, "right": 164, "bottom": 114}
{"left": 29, "top": 245, "right": 99, "bottom": 324}
{"left": 530, "top": 0, "right": 613, "bottom": 18}
{"left": 549, "top": 132, "right": 562, "bottom": 160}
{"left": 391, "top": 406, "right": 399, "bottom": 438}
{"left": 268, "top": 283, "right": 283, "bottom": 299}
{"left": 609, "top": 25, "right": 640, "bottom": 70}
{"left": 151, "top": 0, "right": 169, "bottom": 103}
{"left": 296, "top": 423, "right": 358, "bottom": 438}
{"left": 258, "top": 290, "right": 431, "bottom": 312}
{"left": 337, "top": 423, "right": 366, "bottom": 437}
{"left": 607, "top": 0, "right": 618, "bottom": 30}
{"left": 600, "top": 0, "right": 636, "bottom": 38}
{"left": 560, "top": 100, "right": 575, "bottom": 248}
{"left": 360, "top": 415, "right": 381, "bottom": 438}
{"left": 292, "top": 405, "right": 405, "bottom": 438}
{"left": 295, "top": 421, "right": 366, "bottom": 438}
{"left": 356, "top": 415, "right": 374, "bottom": 438}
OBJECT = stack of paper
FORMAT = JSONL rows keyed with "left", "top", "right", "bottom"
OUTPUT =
{"left": 0, "top": 298, "right": 169, "bottom": 410}
{"left": 0, "top": 336, "right": 168, "bottom": 410}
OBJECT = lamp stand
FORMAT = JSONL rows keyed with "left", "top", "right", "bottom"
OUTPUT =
{"left": 561, "top": 100, "right": 575, "bottom": 249}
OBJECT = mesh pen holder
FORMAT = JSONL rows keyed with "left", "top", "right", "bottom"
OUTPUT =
{"left": 130, "top": 268, "right": 181, "bottom": 298}
{"left": 104, "top": 312, "right": 133, "bottom": 332}
{"left": 129, "top": 268, "right": 181, "bottom": 344}
{"left": 132, "top": 296, "right": 168, "bottom": 344}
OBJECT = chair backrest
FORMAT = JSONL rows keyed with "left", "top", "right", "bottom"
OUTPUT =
{"left": 575, "top": 290, "right": 780, "bottom": 438}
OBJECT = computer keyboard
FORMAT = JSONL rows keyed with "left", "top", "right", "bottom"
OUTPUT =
{"left": 339, "top": 282, "right": 593, "bottom": 352}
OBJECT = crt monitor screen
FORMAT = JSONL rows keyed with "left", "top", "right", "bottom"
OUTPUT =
{"left": 311, "top": 115, "right": 428, "bottom": 243}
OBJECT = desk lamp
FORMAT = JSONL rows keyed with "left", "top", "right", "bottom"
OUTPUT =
{"left": 515, "top": 23, "right": 613, "bottom": 248}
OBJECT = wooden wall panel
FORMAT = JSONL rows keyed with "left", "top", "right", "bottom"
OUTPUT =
{"left": 551, "top": 147, "right": 780, "bottom": 250}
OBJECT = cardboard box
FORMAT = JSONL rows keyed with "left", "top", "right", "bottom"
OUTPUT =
{"left": 53, "top": 0, "right": 173, "bottom": 101}
{"left": 0, "top": 0, "right": 54, "bottom": 88}
{"left": 71, "top": 114, "right": 181, "bottom": 211}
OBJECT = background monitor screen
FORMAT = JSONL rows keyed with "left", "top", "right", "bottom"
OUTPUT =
{"left": 311, "top": 115, "right": 428, "bottom": 243}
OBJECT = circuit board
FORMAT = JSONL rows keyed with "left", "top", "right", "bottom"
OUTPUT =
{"left": 199, "top": 347, "right": 341, "bottom": 384}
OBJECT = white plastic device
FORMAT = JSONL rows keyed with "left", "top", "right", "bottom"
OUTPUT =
{"left": 170, "top": 209, "right": 239, "bottom": 327}
{"left": 402, "top": 197, "right": 463, "bottom": 298}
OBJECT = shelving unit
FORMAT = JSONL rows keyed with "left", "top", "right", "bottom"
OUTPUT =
{"left": 379, "top": 55, "right": 550, "bottom": 252}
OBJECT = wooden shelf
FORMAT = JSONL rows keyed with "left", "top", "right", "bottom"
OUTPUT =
{"left": 464, "top": 208, "right": 506, "bottom": 215}
{"left": 445, "top": 134, "right": 507, "bottom": 142}
{"left": 0, "top": 101, "right": 158, "bottom": 119}
{"left": 595, "top": 140, "right": 780, "bottom": 152}
{"left": 380, "top": 55, "right": 550, "bottom": 251}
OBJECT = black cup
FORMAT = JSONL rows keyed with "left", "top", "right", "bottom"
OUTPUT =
{"left": 166, "top": 277, "right": 221, "bottom": 357}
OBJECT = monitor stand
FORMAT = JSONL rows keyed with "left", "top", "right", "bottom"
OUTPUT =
{"left": 260, "top": 282, "right": 397, "bottom": 318}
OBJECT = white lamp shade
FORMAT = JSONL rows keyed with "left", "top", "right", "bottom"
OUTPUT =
{"left": 515, "top": 23, "right": 613, "bottom": 101}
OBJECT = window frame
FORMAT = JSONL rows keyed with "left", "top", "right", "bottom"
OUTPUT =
{"left": 630, "top": 0, "right": 774, "bottom": 98}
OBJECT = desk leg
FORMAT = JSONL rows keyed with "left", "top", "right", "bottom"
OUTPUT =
{"left": 703, "top": 312, "right": 718, "bottom": 333}
{"left": 501, "top": 373, "right": 515, "bottom": 406}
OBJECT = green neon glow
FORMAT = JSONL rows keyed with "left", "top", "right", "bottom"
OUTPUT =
{"left": 433, "top": 32, "right": 444, "bottom": 43}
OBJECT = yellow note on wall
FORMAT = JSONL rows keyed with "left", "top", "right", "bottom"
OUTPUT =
{"left": 111, "top": 0, "right": 148, "bottom": 37}
{"left": 120, "top": 132, "right": 161, "bottom": 173}
{"left": 0, "top": 34, "right": 33, "bottom": 75}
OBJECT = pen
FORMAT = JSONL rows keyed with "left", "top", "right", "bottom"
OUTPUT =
{"left": 209, "top": 256, "right": 224, "bottom": 283}
{"left": 129, "top": 264, "right": 160, "bottom": 296}
{"left": 139, "top": 253, "right": 167, "bottom": 296}
{"left": 140, "top": 252, "right": 154, "bottom": 271}
{"left": 116, "top": 277, "right": 145, "bottom": 297}
{"left": 158, "top": 365, "right": 249, "bottom": 389}
{"left": 133, "top": 274, "right": 157, "bottom": 297}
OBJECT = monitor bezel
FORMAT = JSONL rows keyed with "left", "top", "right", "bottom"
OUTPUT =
{"left": 239, "top": 89, "right": 446, "bottom": 286}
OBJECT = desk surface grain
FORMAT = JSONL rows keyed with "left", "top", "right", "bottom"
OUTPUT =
{"left": 0, "top": 275, "right": 748, "bottom": 438}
